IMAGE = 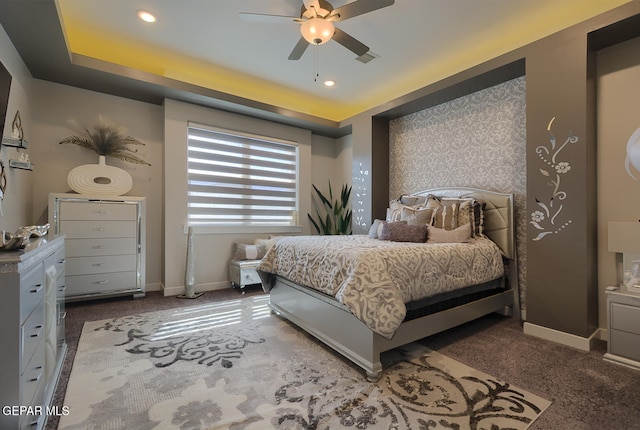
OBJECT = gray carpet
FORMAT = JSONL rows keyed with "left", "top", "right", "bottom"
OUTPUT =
{"left": 48, "top": 287, "right": 640, "bottom": 429}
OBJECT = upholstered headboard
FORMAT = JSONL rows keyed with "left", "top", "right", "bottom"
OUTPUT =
{"left": 411, "top": 187, "right": 516, "bottom": 260}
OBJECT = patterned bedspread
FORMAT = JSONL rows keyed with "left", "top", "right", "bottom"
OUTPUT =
{"left": 257, "top": 235, "right": 504, "bottom": 339}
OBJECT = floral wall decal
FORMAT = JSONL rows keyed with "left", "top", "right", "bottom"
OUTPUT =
{"left": 530, "top": 117, "right": 578, "bottom": 241}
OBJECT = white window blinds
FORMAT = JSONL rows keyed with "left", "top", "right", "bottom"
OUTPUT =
{"left": 187, "top": 123, "right": 299, "bottom": 227}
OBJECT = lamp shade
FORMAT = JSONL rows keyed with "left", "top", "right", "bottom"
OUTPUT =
{"left": 626, "top": 127, "right": 640, "bottom": 181}
{"left": 300, "top": 18, "right": 334, "bottom": 45}
{"left": 608, "top": 221, "right": 640, "bottom": 253}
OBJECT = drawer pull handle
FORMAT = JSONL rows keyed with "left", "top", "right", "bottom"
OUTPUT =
{"left": 29, "top": 366, "right": 43, "bottom": 382}
{"left": 91, "top": 263, "right": 105, "bottom": 267}
{"left": 94, "top": 210, "right": 109, "bottom": 214}
{"left": 91, "top": 245, "right": 105, "bottom": 249}
{"left": 59, "top": 285, "right": 66, "bottom": 292}
{"left": 93, "top": 227, "right": 109, "bottom": 232}
{"left": 92, "top": 280, "right": 110, "bottom": 285}
{"left": 58, "top": 258, "right": 66, "bottom": 264}
{"left": 29, "top": 284, "right": 43, "bottom": 294}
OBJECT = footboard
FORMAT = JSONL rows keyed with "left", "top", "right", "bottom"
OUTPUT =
{"left": 269, "top": 276, "right": 384, "bottom": 381}
{"left": 269, "top": 275, "right": 515, "bottom": 381}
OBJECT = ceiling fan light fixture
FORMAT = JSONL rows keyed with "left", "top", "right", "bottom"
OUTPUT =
{"left": 300, "top": 18, "right": 334, "bottom": 45}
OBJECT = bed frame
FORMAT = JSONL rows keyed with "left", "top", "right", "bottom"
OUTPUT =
{"left": 268, "top": 187, "right": 520, "bottom": 381}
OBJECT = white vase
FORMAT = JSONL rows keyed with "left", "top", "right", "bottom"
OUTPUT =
{"left": 67, "top": 155, "right": 133, "bottom": 196}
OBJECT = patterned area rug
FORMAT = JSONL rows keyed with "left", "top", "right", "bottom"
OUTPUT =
{"left": 59, "top": 295, "right": 550, "bottom": 429}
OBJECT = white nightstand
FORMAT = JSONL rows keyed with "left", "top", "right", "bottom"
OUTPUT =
{"left": 229, "top": 260, "right": 262, "bottom": 293}
{"left": 605, "top": 286, "right": 640, "bottom": 370}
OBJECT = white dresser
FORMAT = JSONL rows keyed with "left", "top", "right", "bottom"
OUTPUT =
{"left": 0, "top": 235, "right": 66, "bottom": 430}
{"left": 49, "top": 193, "right": 146, "bottom": 301}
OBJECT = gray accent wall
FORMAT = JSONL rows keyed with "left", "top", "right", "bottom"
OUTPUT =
{"left": 388, "top": 77, "right": 527, "bottom": 306}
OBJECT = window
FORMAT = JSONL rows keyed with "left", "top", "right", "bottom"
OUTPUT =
{"left": 187, "top": 123, "right": 299, "bottom": 229}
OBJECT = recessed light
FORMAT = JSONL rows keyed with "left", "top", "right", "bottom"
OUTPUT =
{"left": 137, "top": 10, "right": 156, "bottom": 23}
{"left": 324, "top": 80, "right": 335, "bottom": 87}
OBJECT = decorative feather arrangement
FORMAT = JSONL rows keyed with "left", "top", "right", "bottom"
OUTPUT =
{"left": 59, "top": 115, "right": 150, "bottom": 166}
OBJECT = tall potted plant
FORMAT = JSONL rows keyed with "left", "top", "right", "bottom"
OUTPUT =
{"left": 308, "top": 181, "right": 352, "bottom": 235}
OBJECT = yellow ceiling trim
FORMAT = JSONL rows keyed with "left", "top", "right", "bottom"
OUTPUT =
{"left": 62, "top": 23, "right": 355, "bottom": 121}
{"left": 59, "top": 0, "right": 632, "bottom": 123}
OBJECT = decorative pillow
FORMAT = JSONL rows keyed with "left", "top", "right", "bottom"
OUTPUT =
{"left": 368, "top": 219, "right": 384, "bottom": 238}
{"left": 378, "top": 220, "right": 406, "bottom": 238}
{"left": 427, "top": 197, "right": 457, "bottom": 230}
{"left": 472, "top": 199, "right": 486, "bottom": 236}
{"left": 427, "top": 223, "right": 472, "bottom": 243}
{"left": 232, "top": 242, "right": 268, "bottom": 260}
{"left": 457, "top": 199, "right": 474, "bottom": 236}
{"left": 379, "top": 221, "right": 428, "bottom": 243}
{"left": 254, "top": 237, "right": 277, "bottom": 250}
{"left": 399, "top": 194, "right": 429, "bottom": 206}
{"left": 400, "top": 206, "right": 434, "bottom": 226}
{"left": 385, "top": 199, "right": 405, "bottom": 222}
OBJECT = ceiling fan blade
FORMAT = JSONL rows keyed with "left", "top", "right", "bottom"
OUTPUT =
{"left": 288, "top": 36, "right": 309, "bottom": 60}
{"left": 332, "top": 27, "right": 369, "bottom": 57}
{"left": 238, "top": 12, "right": 297, "bottom": 24}
{"left": 331, "top": 0, "right": 394, "bottom": 22}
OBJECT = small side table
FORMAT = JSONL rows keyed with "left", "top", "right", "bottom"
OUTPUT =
{"left": 604, "top": 286, "right": 640, "bottom": 370}
{"left": 229, "top": 259, "right": 262, "bottom": 293}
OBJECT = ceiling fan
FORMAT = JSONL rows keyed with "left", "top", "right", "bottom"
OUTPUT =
{"left": 239, "top": 0, "right": 394, "bottom": 60}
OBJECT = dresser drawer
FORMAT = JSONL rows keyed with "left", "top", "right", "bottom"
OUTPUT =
{"left": 611, "top": 302, "right": 640, "bottom": 335}
{"left": 60, "top": 220, "right": 137, "bottom": 239}
{"left": 610, "top": 329, "right": 640, "bottom": 361}
{"left": 66, "top": 255, "right": 137, "bottom": 276}
{"left": 21, "top": 300, "right": 44, "bottom": 373}
{"left": 20, "top": 339, "right": 45, "bottom": 407}
{"left": 59, "top": 201, "right": 137, "bottom": 220}
{"left": 65, "top": 237, "right": 137, "bottom": 257}
{"left": 66, "top": 271, "right": 139, "bottom": 296}
{"left": 20, "top": 265, "right": 44, "bottom": 324}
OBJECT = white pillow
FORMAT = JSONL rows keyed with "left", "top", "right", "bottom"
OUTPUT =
{"left": 427, "top": 223, "right": 471, "bottom": 243}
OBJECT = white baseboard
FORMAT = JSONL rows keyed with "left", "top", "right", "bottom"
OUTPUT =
{"left": 523, "top": 322, "right": 599, "bottom": 351}
{"left": 162, "top": 281, "right": 232, "bottom": 297}
{"left": 145, "top": 283, "right": 162, "bottom": 292}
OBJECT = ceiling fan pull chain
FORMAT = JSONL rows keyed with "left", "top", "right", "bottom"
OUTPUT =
{"left": 314, "top": 44, "right": 319, "bottom": 82}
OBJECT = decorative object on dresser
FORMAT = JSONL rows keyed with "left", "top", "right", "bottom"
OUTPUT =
{"left": 0, "top": 236, "right": 66, "bottom": 430}
{"left": 59, "top": 115, "right": 150, "bottom": 196}
{"left": 0, "top": 224, "right": 50, "bottom": 252}
{"left": 48, "top": 193, "right": 146, "bottom": 301}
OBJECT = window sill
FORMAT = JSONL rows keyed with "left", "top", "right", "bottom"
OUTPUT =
{"left": 183, "top": 225, "right": 304, "bottom": 235}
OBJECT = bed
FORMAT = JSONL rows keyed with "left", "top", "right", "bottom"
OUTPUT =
{"left": 258, "top": 187, "right": 520, "bottom": 381}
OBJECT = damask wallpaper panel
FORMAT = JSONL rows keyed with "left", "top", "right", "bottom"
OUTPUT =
{"left": 388, "top": 76, "right": 528, "bottom": 308}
